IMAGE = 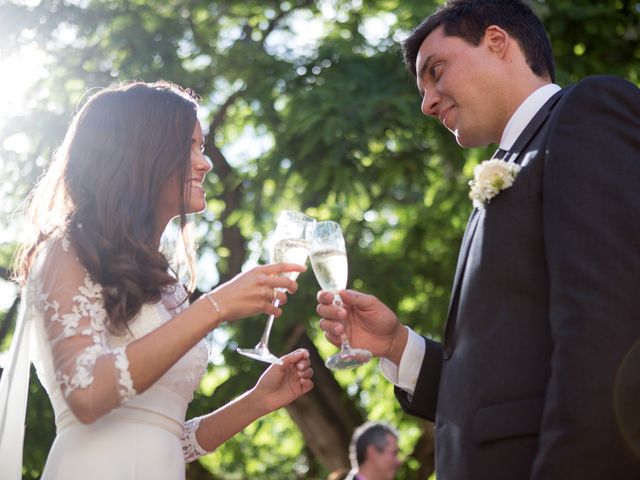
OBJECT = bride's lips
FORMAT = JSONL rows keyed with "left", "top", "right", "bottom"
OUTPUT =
{"left": 188, "top": 178, "right": 205, "bottom": 192}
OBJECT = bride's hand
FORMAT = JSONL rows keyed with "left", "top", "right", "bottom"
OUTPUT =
{"left": 250, "top": 349, "right": 314, "bottom": 413}
{"left": 208, "top": 263, "right": 306, "bottom": 323}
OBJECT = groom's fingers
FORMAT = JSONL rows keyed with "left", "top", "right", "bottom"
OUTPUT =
{"left": 341, "top": 289, "right": 379, "bottom": 309}
{"left": 316, "top": 290, "right": 334, "bottom": 304}
{"left": 316, "top": 307, "right": 346, "bottom": 323}
{"left": 319, "top": 318, "right": 344, "bottom": 345}
{"left": 317, "top": 289, "right": 352, "bottom": 304}
{"left": 316, "top": 297, "right": 347, "bottom": 320}
{"left": 317, "top": 289, "right": 378, "bottom": 309}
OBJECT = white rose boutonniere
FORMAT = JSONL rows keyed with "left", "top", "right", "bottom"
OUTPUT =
{"left": 468, "top": 159, "right": 521, "bottom": 209}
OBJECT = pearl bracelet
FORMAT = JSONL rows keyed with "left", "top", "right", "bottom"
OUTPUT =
{"left": 204, "top": 293, "right": 222, "bottom": 322}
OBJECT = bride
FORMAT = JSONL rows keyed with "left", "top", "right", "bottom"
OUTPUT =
{"left": 0, "top": 80, "right": 314, "bottom": 479}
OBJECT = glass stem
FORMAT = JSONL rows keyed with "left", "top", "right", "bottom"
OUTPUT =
{"left": 257, "top": 298, "right": 280, "bottom": 348}
{"left": 332, "top": 293, "right": 352, "bottom": 351}
{"left": 340, "top": 333, "right": 351, "bottom": 351}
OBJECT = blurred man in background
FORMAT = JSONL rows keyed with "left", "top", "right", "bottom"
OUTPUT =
{"left": 345, "top": 422, "right": 401, "bottom": 480}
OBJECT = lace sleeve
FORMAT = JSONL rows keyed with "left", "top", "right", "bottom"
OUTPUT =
{"left": 182, "top": 416, "right": 211, "bottom": 462}
{"left": 35, "top": 238, "right": 137, "bottom": 421}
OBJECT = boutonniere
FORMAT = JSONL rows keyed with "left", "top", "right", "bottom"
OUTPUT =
{"left": 468, "top": 159, "right": 521, "bottom": 209}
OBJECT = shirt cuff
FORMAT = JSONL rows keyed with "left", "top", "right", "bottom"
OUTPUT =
{"left": 379, "top": 326, "right": 425, "bottom": 396}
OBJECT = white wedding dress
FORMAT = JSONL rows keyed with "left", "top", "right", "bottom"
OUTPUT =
{"left": 0, "top": 236, "right": 211, "bottom": 480}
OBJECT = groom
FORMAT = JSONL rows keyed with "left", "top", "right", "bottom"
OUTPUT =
{"left": 317, "top": 0, "right": 640, "bottom": 478}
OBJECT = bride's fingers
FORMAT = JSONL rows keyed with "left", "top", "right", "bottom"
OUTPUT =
{"left": 265, "top": 302, "right": 282, "bottom": 317}
{"left": 264, "top": 287, "right": 278, "bottom": 303}
{"left": 273, "top": 289, "right": 289, "bottom": 305}
{"left": 281, "top": 348, "right": 309, "bottom": 365}
{"left": 294, "top": 358, "right": 310, "bottom": 371}
{"left": 262, "top": 262, "right": 307, "bottom": 276}
{"left": 268, "top": 276, "right": 298, "bottom": 293}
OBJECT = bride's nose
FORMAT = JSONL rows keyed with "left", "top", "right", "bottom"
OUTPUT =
{"left": 194, "top": 152, "right": 213, "bottom": 174}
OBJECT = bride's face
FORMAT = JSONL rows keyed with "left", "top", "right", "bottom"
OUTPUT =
{"left": 156, "top": 120, "right": 212, "bottom": 225}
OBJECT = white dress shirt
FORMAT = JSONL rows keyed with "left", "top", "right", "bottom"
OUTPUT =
{"left": 379, "top": 83, "right": 561, "bottom": 395}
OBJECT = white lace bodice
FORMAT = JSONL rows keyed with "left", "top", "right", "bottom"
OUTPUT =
{"left": 28, "top": 236, "right": 210, "bottom": 462}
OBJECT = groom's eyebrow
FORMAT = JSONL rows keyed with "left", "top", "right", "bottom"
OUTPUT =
{"left": 416, "top": 54, "right": 434, "bottom": 94}
{"left": 418, "top": 54, "right": 435, "bottom": 78}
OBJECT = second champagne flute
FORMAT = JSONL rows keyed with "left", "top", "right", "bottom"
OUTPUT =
{"left": 237, "top": 210, "right": 315, "bottom": 364}
{"left": 309, "top": 220, "right": 372, "bottom": 370}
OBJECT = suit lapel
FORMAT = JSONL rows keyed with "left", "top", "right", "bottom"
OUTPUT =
{"left": 445, "top": 209, "right": 480, "bottom": 324}
{"left": 443, "top": 89, "right": 566, "bottom": 333}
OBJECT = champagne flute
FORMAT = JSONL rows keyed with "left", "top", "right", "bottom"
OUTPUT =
{"left": 237, "top": 210, "right": 316, "bottom": 364}
{"left": 309, "top": 221, "right": 371, "bottom": 370}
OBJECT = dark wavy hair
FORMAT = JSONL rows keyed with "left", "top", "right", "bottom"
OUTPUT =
{"left": 15, "top": 80, "right": 200, "bottom": 332}
{"left": 402, "top": 0, "right": 555, "bottom": 82}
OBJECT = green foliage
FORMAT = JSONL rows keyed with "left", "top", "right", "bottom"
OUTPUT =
{"left": 199, "top": 410, "right": 310, "bottom": 479}
{"left": 1, "top": 0, "right": 638, "bottom": 478}
{"left": 22, "top": 368, "right": 56, "bottom": 480}
{"left": 537, "top": 0, "right": 640, "bottom": 84}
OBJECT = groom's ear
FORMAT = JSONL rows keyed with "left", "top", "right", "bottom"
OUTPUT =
{"left": 482, "top": 25, "right": 510, "bottom": 59}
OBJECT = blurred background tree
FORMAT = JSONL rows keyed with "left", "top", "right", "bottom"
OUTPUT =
{"left": 0, "top": 0, "right": 638, "bottom": 478}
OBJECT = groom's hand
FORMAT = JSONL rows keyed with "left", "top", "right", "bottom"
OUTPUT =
{"left": 316, "top": 289, "right": 408, "bottom": 364}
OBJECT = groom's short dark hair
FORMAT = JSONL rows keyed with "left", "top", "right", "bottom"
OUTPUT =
{"left": 402, "top": 0, "right": 555, "bottom": 82}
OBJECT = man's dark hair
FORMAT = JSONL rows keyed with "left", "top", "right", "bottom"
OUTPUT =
{"left": 402, "top": 0, "right": 555, "bottom": 82}
{"left": 349, "top": 421, "right": 398, "bottom": 468}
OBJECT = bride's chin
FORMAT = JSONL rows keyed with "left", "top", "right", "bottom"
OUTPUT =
{"left": 188, "top": 201, "right": 207, "bottom": 215}
{"left": 185, "top": 193, "right": 207, "bottom": 213}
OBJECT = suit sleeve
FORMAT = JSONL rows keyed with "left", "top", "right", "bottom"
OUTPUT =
{"left": 395, "top": 336, "right": 443, "bottom": 421}
{"left": 533, "top": 76, "right": 640, "bottom": 478}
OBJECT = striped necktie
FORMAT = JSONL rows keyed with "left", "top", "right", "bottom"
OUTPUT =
{"left": 493, "top": 147, "right": 509, "bottom": 160}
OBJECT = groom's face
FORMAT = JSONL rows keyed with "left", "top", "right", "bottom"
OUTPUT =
{"left": 415, "top": 25, "right": 506, "bottom": 147}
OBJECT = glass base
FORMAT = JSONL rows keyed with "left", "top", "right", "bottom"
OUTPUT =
{"left": 237, "top": 346, "right": 283, "bottom": 365}
{"left": 325, "top": 348, "right": 372, "bottom": 370}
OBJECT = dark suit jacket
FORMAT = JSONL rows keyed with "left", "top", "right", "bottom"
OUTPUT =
{"left": 396, "top": 76, "right": 640, "bottom": 479}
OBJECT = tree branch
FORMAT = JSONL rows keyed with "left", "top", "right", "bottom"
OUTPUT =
{"left": 200, "top": 0, "right": 314, "bottom": 284}
{"left": 284, "top": 324, "right": 363, "bottom": 471}
{"left": 205, "top": 143, "right": 245, "bottom": 283}
{"left": 210, "top": 88, "right": 245, "bottom": 133}
{"left": 409, "top": 422, "right": 436, "bottom": 478}
{"left": 260, "top": 0, "right": 315, "bottom": 46}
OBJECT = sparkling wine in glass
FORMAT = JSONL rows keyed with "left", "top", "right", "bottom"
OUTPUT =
{"left": 310, "top": 221, "right": 371, "bottom": 370}
{"left": 237, "top": 210, "right": 315, "bottom": 364}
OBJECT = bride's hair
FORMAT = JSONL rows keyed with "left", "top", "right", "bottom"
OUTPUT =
{"left": 14, "top": 80, "right": 200, "bottom": 332}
